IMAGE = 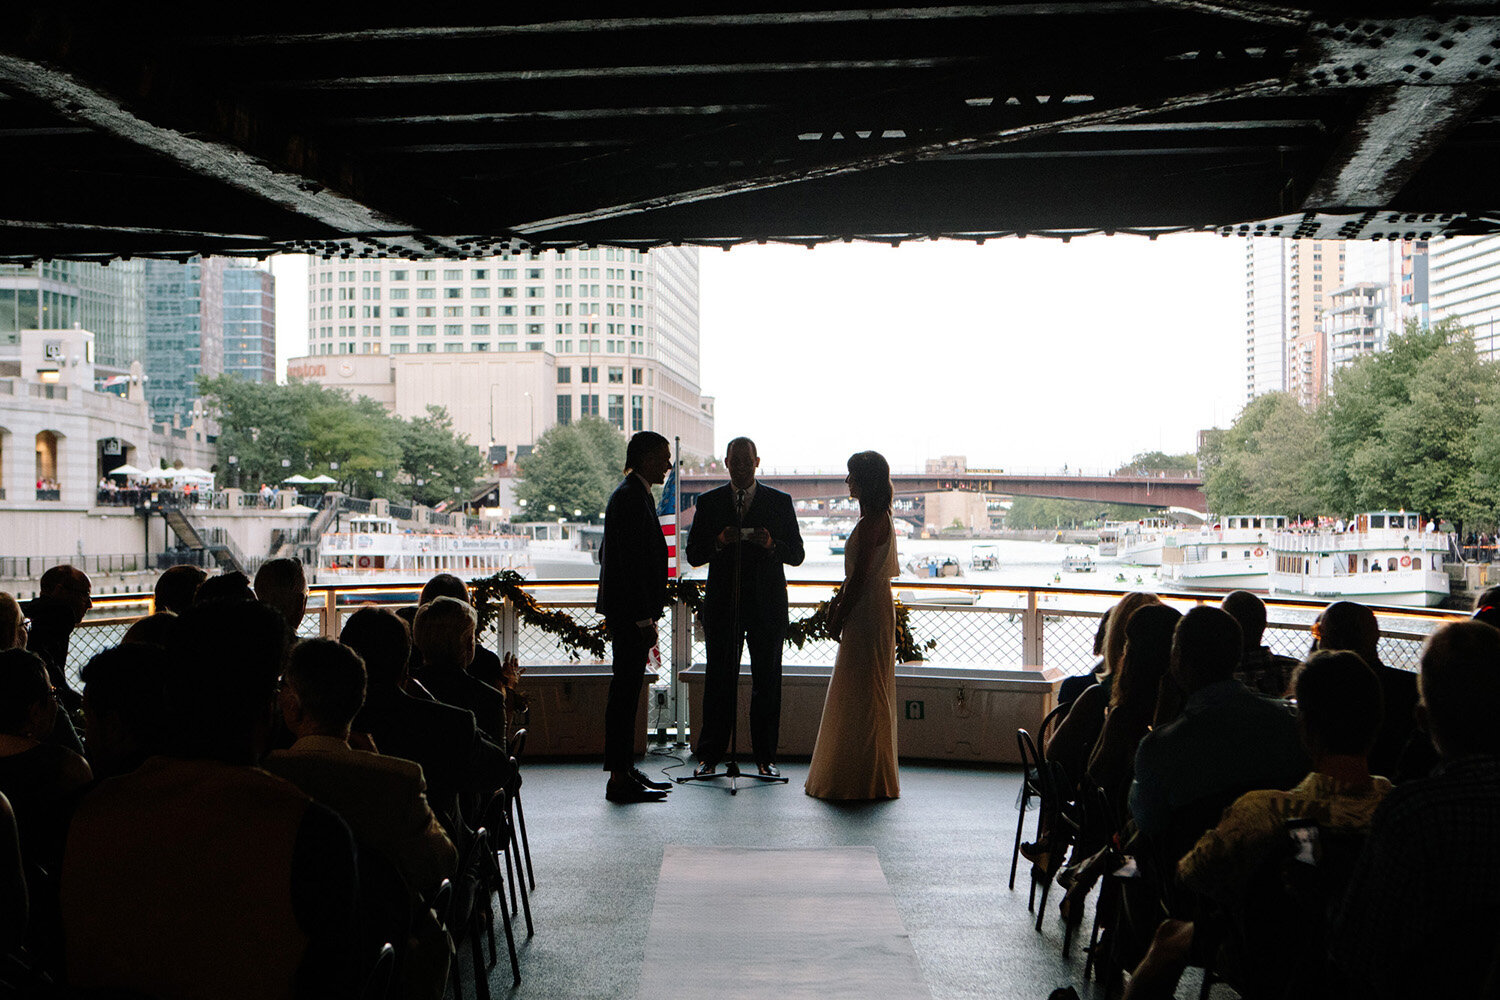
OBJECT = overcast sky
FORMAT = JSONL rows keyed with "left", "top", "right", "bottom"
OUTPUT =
{"left": 274, "top": 233, "right": 1246, "bottom": 474}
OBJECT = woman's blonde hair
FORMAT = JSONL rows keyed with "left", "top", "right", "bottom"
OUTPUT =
{"left": 1100, "top": 591, "right": 1162, "bottom": 678}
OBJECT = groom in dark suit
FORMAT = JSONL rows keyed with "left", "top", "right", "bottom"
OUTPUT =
{"left": 685, "top": 437, "right": 805, "bottom": 777}
{"left": 596, "top": 431, "right": 676, "bottom": 803}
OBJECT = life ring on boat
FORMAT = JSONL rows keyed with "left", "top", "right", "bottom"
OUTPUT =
{"left": 356, "top": 555, "right": 372, "bottom": 569}
{"left": 1253, "top": 547, "right": 1264, "bottom": 557}
{"left": 1400, "top": 555, "right": 1411, "bottom": 567}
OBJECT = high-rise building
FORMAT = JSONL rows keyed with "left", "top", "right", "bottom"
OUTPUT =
{"left": 1245, "top": 238, "right": 1344, "bottom": 404}
{"left": 0, "top": 260, "right": 145, "bottom": 367}
{"left": 1324, "top": 240, "right": 1429, "bottom": 376}
{"left": 222, "top": 263, "right": 277, "bottom": 383}
{"left": 143, "top": 257, "right": 226, "bottom": 423}
{"left": 291, "top": 247, "right": 714, "bottom": 459}
{"left": 1428, "top": 235, "right": 1500, "bottom": 359}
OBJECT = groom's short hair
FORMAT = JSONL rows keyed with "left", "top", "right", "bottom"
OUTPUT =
{"left": 726, "top": 436, "right": 757, "bottom": 458}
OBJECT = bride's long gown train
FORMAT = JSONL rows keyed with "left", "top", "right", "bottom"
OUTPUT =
{"left": 804, "top": 516, "right": 900, "bottom": 800}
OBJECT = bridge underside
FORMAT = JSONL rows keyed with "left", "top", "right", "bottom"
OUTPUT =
{"left": 2, "top": 4, "right": 1499, "bottom": 262}
{"left": 680, "top": 473, "right": 1208, "bottom": 513}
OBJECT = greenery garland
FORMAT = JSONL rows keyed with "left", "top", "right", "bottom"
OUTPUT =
{"left": 786, "top": 587, "right": 937, "bottom": 663}
{"left": 472, "top": 571, "right": 935, "bottom": 663}
{"left": 470, "top": 569, "right": 608, "bottom": 661}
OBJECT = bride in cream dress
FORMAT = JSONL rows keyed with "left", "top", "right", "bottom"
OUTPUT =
{"left": 805, "top": 450, "right": 900, "bottom": 800}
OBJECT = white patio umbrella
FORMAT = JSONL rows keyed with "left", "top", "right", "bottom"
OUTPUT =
{"left": 109, "top": 463, "right": 146, "bottom": 477}
{"left": 281, "top": 474, "right": 313, "bottom": 485}
{"left": 306, "top": 474, "right": 337, "bottom": 485}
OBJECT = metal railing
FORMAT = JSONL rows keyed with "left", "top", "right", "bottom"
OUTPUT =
{"left": 61, "top": 580, "right": 1461, "bottom": 710}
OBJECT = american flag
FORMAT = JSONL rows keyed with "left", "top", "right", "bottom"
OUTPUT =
{"left": 658, "top": 452, "right": 680, "bottom": 578}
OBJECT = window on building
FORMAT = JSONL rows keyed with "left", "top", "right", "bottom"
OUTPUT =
{"left": 608, "top": 394, "right": 625, "bottom": 429}
{"left": 443, "top": 343, "right": 463, "bottom": 353}
{"left": 443, "top": 306, "right": 463, "bottom": 317}
{"left": 471, "top": 306, "right": 489, "bottom": 317}
{"left": 526, "top": 268, "right": 543, "bottom": 279}
{"left": 608, "top": 366, "right": 624, "bottom": 383}
{"left": 443, "top": 269, "right": 462, "bottom": 280}
{"left": 471, "top": 287, "right": 489, "bottom": 298}
{"left": 498, "top": 324, "right": 517, "bottom": 336}
{"left": 580, "top": 394, "right": 599, "bottom": 417}
{"left": 416, "top": 343, "right": 436, "bottom": 353}
{"left": 526, "top": 342, "right": 544, "bottom": 351}
{"left": 416, "top": 269, "right": 435, "bottom": 281}
{"left": 417, "top": 325, "right": 436, "bottom": 337}
{"left": 631, "top": 395, "right": 644, "bottom": 431}
{"left": 391, "top": 269, "right": 408, "bottom": 281}
{"left": 557, "top": 367, "right": 571, "bottom": 383}
{"left": 580, "top": 366, "right": 598, "bottom": 383}
{"left": 497, "top": 268, "right": 516, "bottom": 279}
{"left": 416, "top": 307, "right": 436, "bottom": 317}
{"left": 390, "top": 288, "right": 408, "bottom": 299}
{"left": 417, "top": 288, "right": 435, "bottom": 299}
{"left": 471, "top": 268, "right": 489, "bottom": 280}
{"left": 498, "top": 306, "right": 516, "bottom": 316}
{"left": 444, "top": 325, "right": 463, "bottom": 337}
{"left": 391, "top": 343, "right": 409, "bottom": 354}
{"left": 471, "top": 324, "right": 490, "bottom": 337}
{"left": 390, "top": 325, "right": 409, "bottom": 336}
{"left": 499, "top": 287, "right": 516, "bottom": 298}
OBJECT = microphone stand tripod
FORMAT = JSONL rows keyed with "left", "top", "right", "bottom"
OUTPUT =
{"left": 676, "top": 517, "right": 788, "bottom": 795}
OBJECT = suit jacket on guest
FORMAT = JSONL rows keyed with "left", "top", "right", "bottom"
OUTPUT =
{"left": 353, "top": 690, "right": 513, "bottom": 834}
{"left": 684, "top": 482, "right": 804, "bottom": 630}
{"left": 419, "top": 668, "right": 508, "bottom": 746}
{"left": 595, "top": 474, "right": 668, "bottom": 625}
{"left": 264, "top": 735, "right": 456, "bottom": 896}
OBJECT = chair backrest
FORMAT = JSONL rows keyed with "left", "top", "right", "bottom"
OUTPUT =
{"left": 1016, "top": 728, "right": 1044, "bottom": 791}
{"left": 1037, "top": 701, "right": 1071, "bottom": 757}
{"left": 359, "top": 943, "right": 396, "bottom": 1000}
{"left": 508, "top": 726, "right": 528, "bottom": 760}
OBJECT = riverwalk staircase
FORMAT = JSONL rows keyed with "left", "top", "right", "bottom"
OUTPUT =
{"left": 160, "top": 504, "right": 249, "bottom": 576}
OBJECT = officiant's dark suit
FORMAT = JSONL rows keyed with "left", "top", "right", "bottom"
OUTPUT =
{"left": 685, "top": 438, "right": 805, "bottom": 770}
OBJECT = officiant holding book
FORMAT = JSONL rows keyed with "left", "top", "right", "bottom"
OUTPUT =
{"left": 685, "top": 437, "right": 805, "bottom": 778}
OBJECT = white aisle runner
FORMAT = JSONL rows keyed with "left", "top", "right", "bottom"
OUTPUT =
{"left": 639, "top": 845, "right": 931, "bottom": 1000}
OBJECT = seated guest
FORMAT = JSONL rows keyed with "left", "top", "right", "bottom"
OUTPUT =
{"left": 265, "top": 638, "right": 456, "bottom": 1000}
{"left": 20, "top": 566, "right": 91, "bottom": 712}
{"left": 120, "top": 611, "right": 179, "bottom": 648}
{"left": 1311, "top": 601, "right": 1418, "bottom": 780}
{"left": 78, "top": 644, "right": 168, "bottom": 780}
{"left": 1088, "top": 604, "right": 1183, "bottom": 816}
{"left": 265, "top": 638, "right": 456, "bottom": 893}
{"left": 1058, "top": 609, "right": 1111, "bottom": 711}
{"left": 1123, "top": 651, "right": 1391, "bottom": 999}
{"left": 61, "top": 601, "right": 359, "bottom": 1000}
{"left": 1025, "top": 594, "right": 1160, "bottom": 871}
{"left": 255, "top": 558, "right": 310, "bottom": 642}
{"left": 343, "top": 608, "right": 513, "bottom": 838}
{"left": 0, "top": 594, "right": 25, "bottom": 651}
{"left": 412, "top": 597, "right": 507, "bottom": 744}
{"left": 152, "top": 564, "right": 206, "bottom": 616}
{"left": 1129, "top": 607, "right": 1307, "bottom": 847}
{"left": 404, "top": 574, "right": 506, "bottom": 696}
{"left": 0, "top": 792, "right": 26, "bottom": 956}
{"left": 1330, "top": 619, "right": 1500, "bottom": 998}
{"left": 0, "top": 650, "right": 91, "bottom": 872}
{"left": 1222, "top": 590, "right": 1299, "bottom": 696}
{"left": 192, "top": 570, "right": 256, "bottom": 605}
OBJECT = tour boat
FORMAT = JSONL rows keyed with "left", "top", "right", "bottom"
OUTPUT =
{"left": 905, "top": 554, "right": 964, "bottom": 579}
{"left": 1267, "top": 511, "right": 1451, "bottom": 607}
{"left": 969, "top": 544, "right": 1001, "bottom": 571}
{"left": 314, "top": 514, "right": 532, "bottom": 586}
{"left": 1117, "top": 518, "right": 1176, "bottom": 566}
{"left": 512, "top": 521, "right": 602, "bottom": 579}
{"left": 1096, "top": 525, "right": 1120, "bottom": 558}
{"left": 830, "top": 528, "right": 849, "bottom": 555}
{"left": 1158, "top": 515, "right": 1287, "bottom": 593}
{"left": 1062, "top": 547, "right": 1095, "bottom": 573}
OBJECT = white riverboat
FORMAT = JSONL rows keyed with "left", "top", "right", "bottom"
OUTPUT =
{"left": 970, "top": 543, "right": 1001, "bottom": 571}
{"left": 1096, "top": 525, "right": 1120, "bottom": 558}
{"left": 1159, "top": 514, "right": 1286, "bottom": 593}
{"left": 514, "top": 521, "right": 602, "bottom": 579}
{"left": 1117, "top": 518, "right": 1177, "bottom": 566}
{"left": 1062, "top": 547, "right": 1095, "bottom": 573}
{"left": 1268, "top": 511, "right": 1451, "bottom": 607}
{"left": 314, "top": 514, "right": 532, "bottom": 586}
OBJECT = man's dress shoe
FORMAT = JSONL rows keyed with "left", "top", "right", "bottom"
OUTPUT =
{"left": 692, "top": 761, "right": 717, "bottom": 778}
{"left": 631, "top": 767, "right": 673, "bottom": 791}
{"left": 757, "top": 763, "right": 781, "bottom": 778}
{"left": 606, "top": 779, "right": 668, "bottom": 803}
